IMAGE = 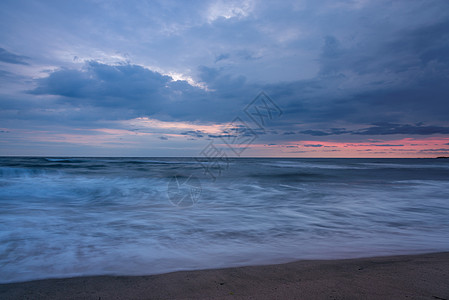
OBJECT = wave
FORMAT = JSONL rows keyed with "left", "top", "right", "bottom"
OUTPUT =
{"left": 360, "top": 162, "right": 449, "bottom": 169}
{"left": 262, "top": 160, "right": 367, "bottom": 170}
{"left": 44, "top": 158, "right": 86, "bottom": 163}
{"left": 0, "top": 167, "right": 48, "bottom": 178}
{"left": 43, "top": 157, "right": 201, "bottom": 165}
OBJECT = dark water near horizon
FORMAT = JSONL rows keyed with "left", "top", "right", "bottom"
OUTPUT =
{"left": 1, "top": 157, "right": 449, "bottom": 283}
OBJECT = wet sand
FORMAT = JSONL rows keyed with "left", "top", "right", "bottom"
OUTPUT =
{"left": 1, "top": 252, "right": 448, "bottom": 299}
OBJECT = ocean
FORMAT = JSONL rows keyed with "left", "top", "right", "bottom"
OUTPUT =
{"left": 1, "top": 157, "right": 448, "bottom": 283}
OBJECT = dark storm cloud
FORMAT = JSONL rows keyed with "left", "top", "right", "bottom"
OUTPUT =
{"left": 26, "top": 60, "right": 272, "bottom": 128}
{"left": 28, "top": 61, "right": 215, "bottom": 120}
{"left": 0, "top": 48, "right": 29, "bottom": 65}
{"left": 31, "top": 61, "right": 172, "bottom": 103}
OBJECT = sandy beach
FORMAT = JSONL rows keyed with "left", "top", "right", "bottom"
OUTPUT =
{"left": 1, "top": 252, "right": 448, "bottom": 299}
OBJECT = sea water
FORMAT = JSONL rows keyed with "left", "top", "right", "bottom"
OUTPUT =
{"left": 1, "top": 157, "right": 448, "bottom": 283}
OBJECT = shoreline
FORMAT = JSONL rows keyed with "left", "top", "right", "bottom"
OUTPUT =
{"left": 1, "top": 252, "right": 448, "bottom": 299}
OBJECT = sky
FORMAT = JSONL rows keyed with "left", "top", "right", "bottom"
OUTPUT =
{"left": 1, "top": 0, "right": 449, "bottom": 157}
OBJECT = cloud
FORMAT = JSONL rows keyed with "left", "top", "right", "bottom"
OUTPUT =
{"left": 0, "top": 70, "right": 13, "bottom": 78}
{"left": 279, "top": 16, "right": 449, "bottom": 127}
{"left": 208, "top": 134, "right": 236, "bottom": 138}
{"left": 207, "top": 0, "right": 254, "bottom": 22}
{"left": 123, "top": 117, "right": 224, "bottom": 134}
{"left": 197, "top": 65, "right": 247, "bottom": 92}
{"left": 299, "top": 130, "right": 331, "bottom": 136}
{"left": 215, "top": 53, "right": 230, "bottom": 63}
{"left": 180, "top": 130, "right": 204, "bottom": 138}
{"left": 300, "top": 123, "right": 449, "bottom": 136}
{"left": 419, "top": 148, "right": 449, "bottom": 152}
{"left": 300, "top": 128, "right": 350, "bottom": 136}
{"left": 25, "top": 61, "right": 263, "bottom": 124}
{"left": 0, "top": 48, "right": 30, "bottom": 65}
{"left": 14, "top": 2, "right": 449, "bottom": 129}
{"left": 31, "top": 61, "right": 172, "bottom": 100}
{"left": 353, "top": 123, "right": 449, "bottom": 135}
{"left": 319, "top": 36, "right": 342, "bottom": 75}
{"left": 28, "top": 61, "right": 218, "bottom": 120}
